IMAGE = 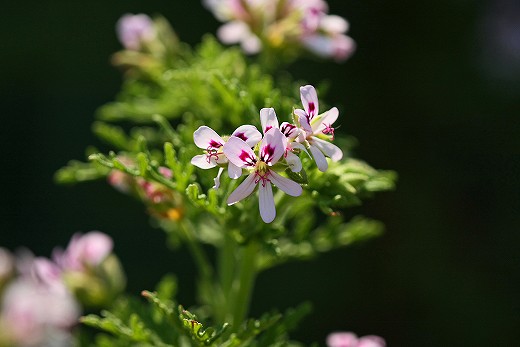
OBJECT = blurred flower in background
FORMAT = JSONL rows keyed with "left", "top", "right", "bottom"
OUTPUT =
{"left": 326, "top": 331, "right": 386, "bottom": 347}
{"left": 203, "top": 0, "right": 355, "bottom": 61}
{"left": 116, "top": 13, "right": 156, "bottom": 51}
{"left": 0, "top": 232, "right": 125, "bottom": 346}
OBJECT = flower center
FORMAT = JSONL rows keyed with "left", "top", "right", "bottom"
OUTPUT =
{"left": 254, "top": 161, "right": 270, "bottom": 186}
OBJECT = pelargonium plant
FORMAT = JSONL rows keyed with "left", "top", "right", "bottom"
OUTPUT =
{"left": 1, "top": 1, "right": 395, "bottom": 346}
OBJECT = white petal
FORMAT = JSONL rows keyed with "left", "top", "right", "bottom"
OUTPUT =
{"left": 319, "top": 15, "right": 349, "bottom": 34}
{"left": 300, "top": 85, "right": 319, "bottom": 119}
{"left": 302, "top": 34, "right": 333, "bottom": 58}
{"left": 227, "top": 173, "right": 257, "bottom": 205}
{"left": 260, "top": 128, "right": 285, "bottom": 165}
{"left": 191, "top": 154, "right": 217, "bottom": 169}
{"left": 223, "top": 137, "right": 257, "bottom": 168}
{"left": 331, "top": 34, "right": 356, "bottom": 62}
{"left": 260, "top": 107, "right": 279, "bottom": 134}
{"left": 193, "top": 126, "right": 224, "bottom": 149}
{"left": 217, "top": 21, "right": 250, "bottom": 44}
{"left": 269, "top": 170, "right": 302, "bottom": 196}
{"left": 285, "top": 151, "right": 303, "bottom": 172}
{"left": 232, "top": 125, "right": 262, "bottom": 147}
{"left": 309, "top": 144, "right": 328, "bottom": 171}
{"left": 295, "top": 109, "right": 313, "bottom": 133}
{"left": 259, "top": 182, "right": 276, "bottom": 223}
{"left": 213, "top": 167, "right": 224, "bottom": 189}
{"left": 312, "top": 137, "right": 343, "bottom": 161}
{"left": 311, "top": 106, "right": 339, "bottom": 133}
{"left": 241, "top": 34, "right": 262, "bottom": 54}
{"left": 227, "top": 162, "right": 243, "bottom": 179}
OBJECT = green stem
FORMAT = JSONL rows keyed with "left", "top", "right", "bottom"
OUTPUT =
{"left": 231, "top": 240, "right": 259, "bottom": 329}
{"left": 215, "top": 231, "right": 237, "bottom": 324}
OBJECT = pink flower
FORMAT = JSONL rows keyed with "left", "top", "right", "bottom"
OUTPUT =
{"left": 223, "top": 127, "right": 302, "bottom": 223}
{"left": 191, "top": 125, "right": 262, "bottom": 188}
{"left": 0, "top": 255, "right": 80, "bottom": 346}
{"left": 116, "top": 13, "right": 155, "bottom": 50}
{"left": 294, "top": 84, "right": 343, "bottom": 171}
{"left": 53, "top": 232, "right": 113, "bottom": 272}
{"left": 0, "top": 278, "right": 79, "bottom": 346}
{"left": 327, "top": 332, "right": 386, "bottom": 347}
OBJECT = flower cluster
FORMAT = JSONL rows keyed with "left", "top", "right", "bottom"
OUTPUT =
{"left": 192, "top": 84, "right": 342, "bottom": 223}
{"left": 204, "top": 0, "right": 355, "bottom": 61}
{"left": 0, "top": 232, "right": 124, "bottom": 347}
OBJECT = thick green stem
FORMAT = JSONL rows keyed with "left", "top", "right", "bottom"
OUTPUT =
{"left": 230, "top": 240, "right": 259, "bottom": 329}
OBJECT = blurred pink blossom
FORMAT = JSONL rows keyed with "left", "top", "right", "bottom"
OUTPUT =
{"left": 116, "top": 13, "right": 156, "bottom": 50}
{"left": 0, "top": 255, "right": 80, "bottom": 346}
{"left": 327, "top": 332, "right": 386, "bottom": 347}
{"left": 53, "top": 231, "right": 113, "bottom": 272}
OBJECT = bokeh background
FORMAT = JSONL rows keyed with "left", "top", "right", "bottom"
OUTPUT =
{"left": 1, "top": 0, "right": 519, "bottom": 345}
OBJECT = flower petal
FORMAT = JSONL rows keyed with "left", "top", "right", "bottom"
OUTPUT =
{"left": 285, "top": 151, "right": 303, "bottom": 172}
{"left": 280, "top": 122, "right": 299, "bottom": 139}
{"left": 309, "top": 144, "right": 328, "bottom": 171}
{"left": 227, "top": 173, "right": 257, "bottom": 205}
{"left": 269, "top": 170, "right": 302, "bottom": 196}
{"left": 213, "top": 167, "right": 224, "bottom": 189}
{"left": 191, "top": 154, "right": 218, "bottom": 169}
{"left": 300, "top": 85, "right": 319, "bottom": 119}
{"left": 357, "top": 336, "right": 386, "bottom": 347}
{"left": 232, "top": 124, "right": 262, "bottom": 147}
{"left": 260, "top": 128, "right": 285, "bottom": 165}
{"left": 217, "top": 21, "right": 249, "bottom": 44}
{"left": 223, "top": 137, "right": 257, "bottom": 168}
{"left": 260, "top": 107, "right": 279, "bottom": 134}
{"left": 295, "top": 109, "right": 313, "bottom": 133}
{"left": 326, "top": 332, "right": 359, "bottom": 347}
{"left": 193, "top": 126, "right": 224, "bottom": 149}
{"left": 259, "top": 182, "right": 276, "bottom": 223}
{"left": 227, "top": 162, "right": 243, "bottom": 179}
{"left": 311, "top": 106, "right": 339, "bottom": 133}
{"left": 312, "top": 136, "right": 343, "bottom": 161}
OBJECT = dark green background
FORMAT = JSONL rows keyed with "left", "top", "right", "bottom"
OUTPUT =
{"left": 1, "top": 1, "right": 519, "bottom": 345}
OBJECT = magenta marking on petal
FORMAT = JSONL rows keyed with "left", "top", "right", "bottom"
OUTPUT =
{"left": 260, "top": 144, "right": 275, "bottom": 163}
{"left": 264, "top": 125, "right": 273, "bottom": 133}
{"left": 239, "top": 150, "right": 257, "bottom": 166}
{"left": 308, "top": 102, "right": 316, "bottom": 118}
{"left": 233, "top": 132, "right": 248, "bottom": 142}
{"left": 280, "top": 123, "right": 296, "bottom": 137}
{"left": 209, "top": 140, "right": 222, "bottom": 149}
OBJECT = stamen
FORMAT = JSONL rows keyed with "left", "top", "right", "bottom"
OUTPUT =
{"left": 322, "top": 123, "right": 335, "bottom": 140}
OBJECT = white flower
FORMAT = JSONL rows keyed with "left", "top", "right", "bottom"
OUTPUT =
{"left": 223, "top": 128, "right": 302, "bottom": 223}
{"left": 294, "top": 84, "right": 343, "bottom": 171}
{"left": 191, "top": 125, "right": 262, "bottom": 188}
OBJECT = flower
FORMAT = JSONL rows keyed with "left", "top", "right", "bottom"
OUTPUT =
{"left": 326, "top": 332, "right": 386, "bottom": 347}
{"left": 294, "top": 84, "right": 343, "bottom": 171}
{"left": 223, "top": 127, "right": 302, "bottom": 223}
{"left": 116, "top": 13, "right": 156, "bottom": 50}
{"left": 191, "top": 125, "right": 262, "bottom": 188}
{"left": 53, "top": 232, "right": 113, "bottom": 272}
{"left": 259, "top": 107, "right": 303, "bottom": 172}
{"left": 0, "top": 255, "right": 80, "bottom": 346}
{"left": 204, "top": 0, "right": 355, "bottom": 61}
